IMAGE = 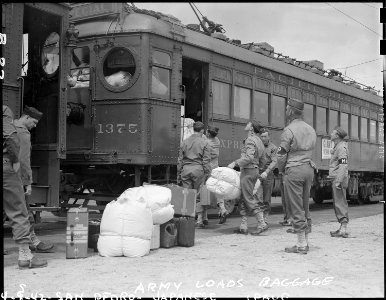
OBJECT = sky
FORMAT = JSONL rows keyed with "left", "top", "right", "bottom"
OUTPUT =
{"left": 136, "top": 2, "right": 383, "bottom": 97}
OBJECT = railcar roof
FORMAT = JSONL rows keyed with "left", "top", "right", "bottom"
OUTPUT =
{"left": 75, "top": 12, "right": 382, "bottom": 106}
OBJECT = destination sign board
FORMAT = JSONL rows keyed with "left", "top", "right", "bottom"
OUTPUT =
{"left": 70, "top": 3, "right": 123, "bottom": 22}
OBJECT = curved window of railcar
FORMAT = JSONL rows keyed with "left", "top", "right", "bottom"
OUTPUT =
{"left": 253, "top": 91, "right": 268, "bottom": 124}
{"left": 370, "top": 120, "right": 377, "bottom": 142}
{"left": 329, "top": 110, "right": 339, "bottom": 133}
{"left": 304, "top": 103, "right": 314, "bottom": 127}
{"left": 69, "top": 47, "right": 90, "bottom": 89}
{"left": 212, "top": 80, "right": 230, "bottom": 118}
{"left": 151, "top": 50, "right": 171, "bottom": 99}
{"left": 351, "top": 115, "right": 359, "bottom": 139}
{"left": 41, "top": 32, "right": 60, "bottom": 76}
{"left": 271, "top": 96, "right": 285, "bottom": 128}
{"left": 234, "top": 86, "right": 251, "bottom": 119}
{"left": 360, "top": 117, "right": 368, "bottom": 141}
{"left": 103, "top": 48, "right": 136, "bottom": 88}
{"left": 316, "top": 107, "right": 327, "bottom": 134}
{"left": 340, "top": 112, "right": 349, "bottom": 138}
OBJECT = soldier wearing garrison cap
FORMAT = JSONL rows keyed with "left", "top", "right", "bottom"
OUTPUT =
{"left": 177, "top": 121, "right": 212, "bottom": 228}
{"left": 14, "top": 106, "right": 55, "bottom": 253}
{"left": 329, "top": 126, "right": 350, "bottom": 238}
{"left": 228, "top": 119, "right": 267, "bottom": 235}
{"left": 277, "top": 98, "right": 317, "bottom": 254}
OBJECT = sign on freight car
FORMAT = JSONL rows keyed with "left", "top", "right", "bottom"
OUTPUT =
{"left": 322, "top": 138, "right": 334, "bottom": 160}
{"left": 70, "top": 3, "right": 123, "bottom": 22}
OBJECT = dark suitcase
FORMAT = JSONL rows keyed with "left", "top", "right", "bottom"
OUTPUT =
{"left": 174, "top": 217, "right": 195, "bottom": 247}
{"left": 160, "top": 220, "right": 178, "bottom": 248}
{"left": 88, "top": 219, "right": 101, "bottom": 252}
{"left": 165, "top": 184, "right": 197, "bottom": 218}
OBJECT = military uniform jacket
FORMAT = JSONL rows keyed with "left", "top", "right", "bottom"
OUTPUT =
{"left": 14, "top": 120, "right": 33, "bottom": 186}
{"left": 329, "top": 140, "right": 349, "bottom": 184}
{"left": 177, "top": 132, "right": 211, "bottom": 176}
{"left": 235, "top": 134, "right": 265, "bottom": 171}
{"left": 277, "top": 118, "right": 316, "bottom": 173}
{"left": 260, "top": 142, "right": 278, "bottom": 178}
{"left": 207, "top": 136, "right": 220, "bottom": 169}
{"left": 3, "top": 105, "right": 20, "bottom": 163}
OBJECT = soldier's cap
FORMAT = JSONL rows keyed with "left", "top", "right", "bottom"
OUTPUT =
{"left": 288, "top": 98, "right": 304, "bottom": 111}
{"left": 207, "top": 125, "right": 219, "bottom": 135}
{"left": 334, "top": 126, "right": 347, "bottom": 139}
{"left": 23, "top": 106, "right": 43, "bottom": 121}
{"left": 193, "top": 121, "right": 205, "bottom": 131}
{"left": 250, "top": 119, "right": 262, "bottom": 133}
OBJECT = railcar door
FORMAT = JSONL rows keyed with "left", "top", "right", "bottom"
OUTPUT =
{"left": 2, "top": 3, "right": 71, "bottom": 208}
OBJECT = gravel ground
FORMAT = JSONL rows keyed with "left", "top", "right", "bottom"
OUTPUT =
{"left": 3, "top": 213, "right": 384, "bottom": 299}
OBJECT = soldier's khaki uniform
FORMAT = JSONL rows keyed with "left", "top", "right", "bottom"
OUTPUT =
{"left": 277, "top": 119, "right": 317, "bottom": 233}
{"left": 329, "top": 140, "right": 349, "bottom": 224}
{"left": 3, "top": 106, "right": 31, "bottom": 245}
{"left": 260, "top": 141, "right": 278, "bottom": 220}
{"left": 177, "top": 132, "right": 211, "bottom": 214}
{"left": 235, "top": 134, "right": 265, "bottom": 217}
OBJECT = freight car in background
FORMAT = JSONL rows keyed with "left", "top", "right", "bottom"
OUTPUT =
{"left": 4, "top": 3, "right": 383, "bottom": 219}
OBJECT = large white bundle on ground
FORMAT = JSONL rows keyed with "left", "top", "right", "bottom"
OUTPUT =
{"left": 117, "top": 185, "right": 174, "bottom": 225}
{"left": 97, "top": 197, "right": 153, "bottom": 257}
{"left": 181, "top": 118, "right": 194, "bottom": 142}
{"left": 206, "top": 167, "right": 241, "bottom": 200}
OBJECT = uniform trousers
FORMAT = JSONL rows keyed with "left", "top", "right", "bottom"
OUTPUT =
{"left": 3, "top": 158, "right": 31, "bottom": 244}
{"left": 332, "top": 177, "right": 349, "bottom": 224}
{"left": 239, "top": 168, "right": 265, "bottom": 216}
{"left": 24, "top": 194, "right": 37, "bottom": 234}
{"left": 181, "top": 164, "right": 206, "bottom": 214}
{"left": 262, "top": 174, "right": 274, "bottom": 217}
{"left": 280, "top": 174, "right": 290, "bottom": 222}
{"left": 283, "top": 163, "right": 313, "bottom": 233}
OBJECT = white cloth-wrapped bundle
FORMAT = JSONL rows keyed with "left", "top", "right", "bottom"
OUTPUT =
{"left": 97, "top": 197, "right": 153, "bottom": 257}
{"left": 181, "top": 118, "right": 194, "bottom": 142}
{"left": 118, "top": 185, "right": 174, "bottom": 225}
{"left": 105, "top": 71, "right": 131, "bottom": 87}
{"left": 206, "top": 167, "right": 241, "bottom": 200}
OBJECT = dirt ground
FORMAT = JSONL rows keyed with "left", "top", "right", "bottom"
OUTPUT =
{"left": 3, "top": 213, "right": 384, "bottom": 299}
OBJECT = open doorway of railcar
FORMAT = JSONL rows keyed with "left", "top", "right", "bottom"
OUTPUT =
{"left": 181, "top": 58, "right": 208, "bottom": 124}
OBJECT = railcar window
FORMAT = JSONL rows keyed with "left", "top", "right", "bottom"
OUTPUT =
{"left": 253, "top": 91, "right": 268, "bottom": 124}
{"left": 234, "top": 86, "right": 251, "bottom": 119}
{"left": 304, "top": 103, "right": 314, "bottom": 127}
{"left": 22, "top": 34, "right": 28, "bottom": 76}
{"left": 379, "top": 122, "right": 384, "bottom": 145}
{"left": 329, "top": 110, "right": 339, "bottom": 133}
{"left": 69, "top": 47, "right": 90, "bottom": 88}
{"left": 370, "top": 120, "right": 377, "bottom": 142}
{"left": 152, "top": 67, "right": 170, "bottom": 98}
{"left": 361, "top": 117, "right": 368, "bottom": 141}
{"left": 316, "top": 107, "right": 327, "bottom": 134}
{"left": 103, "top": 48, "right": 135, "bottom": 88}
{"left": 153, "top": 51, "right": 171, "bottom": 67}
{"left": 271, "top": 96, "right": 285, "bottom": 128}
{"left": 340, "top": 112, "right": 349, "bottom": 138}
{"left": 212, "top": 80, "right": 230, "bottom": 118}
{"left": 41, "top": 32, "right": 60, "bottom": 76}
{"left": 351, "top": 115, "right": 359, "bottom": 139}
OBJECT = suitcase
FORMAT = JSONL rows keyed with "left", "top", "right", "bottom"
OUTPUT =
{"left": 174, "top": 217, "right": 195, "bottom": 247}
{"left": 160, "top": 220, "right": 178, "bottom": 248}
{"left": 88, "top": 219, "right": 101, "bottom": 252}
{"left": 66, "top": 208, "right": 88, "bottom": 259}
{"left": 165, "top": 184, "right": 197, "bottom": 218}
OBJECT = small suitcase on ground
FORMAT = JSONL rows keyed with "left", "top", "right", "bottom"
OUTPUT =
{"left": 160, "top": 220, "right": 178, "bottom": 248}
{"left": 88, "top": 219, "right": 100, "bottom": 252}
{"left": 174, "top": 217, "right": 195, "bottom": 247}
{"left": 66, "top": 208, "right": 88, "bottom": 259}
{"left": 165, "top": 184, "right": 197, "bottom": 218}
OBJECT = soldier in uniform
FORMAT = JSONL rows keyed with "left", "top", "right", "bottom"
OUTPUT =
{"left": 277, "top": 98, "right": 317, "bottom": 254}
{"left": 329, "top": 126, "right": 350, "bottom": 238}
{"left": 14, "top": 106, "right": 55, "bottom": 252}
{"left": 3, "top": 105, "right": 47, "bottom": 268}
{"left": 228, "top": 120, "right": 266, "bottom": 235}
{"left": 177, "top": 121, "right": 211, "bottom": 228}
{"left": 259, "top": 128, "right": 278, "bottom": 225}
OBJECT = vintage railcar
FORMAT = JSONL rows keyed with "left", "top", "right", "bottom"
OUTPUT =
{"left": 2, "top": 3, "right": 72, "bottom": 219}
{"left": 3, "top": 3, "right": 383, "bottom": 218}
